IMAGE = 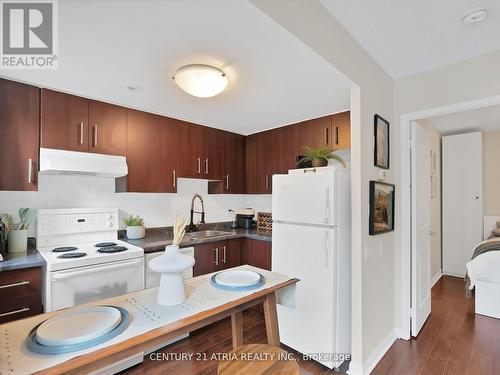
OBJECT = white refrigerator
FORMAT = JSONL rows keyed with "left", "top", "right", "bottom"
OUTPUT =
{"left": 272, "top": 166, "right": 351, "bottom": 369}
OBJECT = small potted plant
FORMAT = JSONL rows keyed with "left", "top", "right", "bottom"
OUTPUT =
{"left": 124, "top": 215, "right": 145, "bottom": 239}
{"left": 298, "top": 145, "right": 346, "bottom": 168}
{"left": 0, "top": 208, "right": 37, "bottom": 253}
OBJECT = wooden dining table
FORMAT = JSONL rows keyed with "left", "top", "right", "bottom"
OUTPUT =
{"left": 34, "top": 276, "right": 298, "bottom": 375}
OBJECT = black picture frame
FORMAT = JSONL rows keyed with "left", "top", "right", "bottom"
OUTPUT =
{"left": 374, "top": 114, "right": 390, "bottom": 169}
{"left": 369, "top": 181, "right": 395, "bottom": 235}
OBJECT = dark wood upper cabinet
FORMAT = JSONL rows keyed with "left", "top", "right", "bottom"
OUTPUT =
{"left": 126, "top": 109, "right": 178, "bottom": 193}
{"left": 176, "top": 122, "right": 204, "bottom": 178}
{"left": 203, "top": 127, "right": 223, "bottom": 180}
{"left": 332, "top": 111, "right": 350, "bottom": 150}
{"left": 0, "top": 79, "right": 39, "bottom": 191}
{"left": 41, "top": 89, "right": 89, "bottom": 152}
{"left": 297, "top": 115, "right": 333, "bottom": 151}
{"left": 88, "top": 100, "right": 127, "bottom": 156}
{"left": 208, "top": 131, "right": 246, "bottom": 194}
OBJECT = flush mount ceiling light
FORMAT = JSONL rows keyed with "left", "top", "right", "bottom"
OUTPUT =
{"left": 172, "top": 64, "right": 228, "bottom": 98}
{"left": 463, "top": 8, "right": 488, "bottom": 24}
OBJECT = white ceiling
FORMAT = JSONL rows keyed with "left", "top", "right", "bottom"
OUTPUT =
{"left": 427, "top": 104, "right": 500, "bottom": 135}
{"left": 0, "top": 0, "right": 353, "bottom": 135}
{"left": 320, "top": 0, "right": 500, "bottom": 78}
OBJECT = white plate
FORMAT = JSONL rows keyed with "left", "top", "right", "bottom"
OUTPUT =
{"left": 35, "top": 306, "right": 122, "bottom": 347}
{"left": 214, "top": 270, "right": 261, "bottom": 287}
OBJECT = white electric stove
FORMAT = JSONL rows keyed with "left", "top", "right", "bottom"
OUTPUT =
{"left": 37, "top": 208, "right": 145, "bottom": 312}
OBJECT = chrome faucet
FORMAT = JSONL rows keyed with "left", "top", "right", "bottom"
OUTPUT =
{"left": 188, "top": 194, "right": 205, "bottom": 232}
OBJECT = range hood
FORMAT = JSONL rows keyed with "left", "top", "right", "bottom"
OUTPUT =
{"left": 39, "top": 148, "right": 128, "bottom": 178}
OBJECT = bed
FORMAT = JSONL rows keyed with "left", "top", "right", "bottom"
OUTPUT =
{"left": 466, "top": 217, "right": 500, "bottom": 319}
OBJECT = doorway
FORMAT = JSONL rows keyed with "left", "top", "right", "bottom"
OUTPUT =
{"left": 399, "top": 94, "right": 500, "bottom": 339}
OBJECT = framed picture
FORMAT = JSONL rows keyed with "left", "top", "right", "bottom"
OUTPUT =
{"left": 374, "top": 114, "right": 390, "bottom": 169}
{"left": 369, "top": 181, "right": 395, "bottom": 235}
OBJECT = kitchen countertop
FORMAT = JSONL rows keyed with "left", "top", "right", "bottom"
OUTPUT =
{"left": 0, "top": 239, "right": 45, "bottom": 272}
{"left": 121, "top": 222, "right": 272, "bottom": 253}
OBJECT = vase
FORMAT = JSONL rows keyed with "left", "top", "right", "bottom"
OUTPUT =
{"left": 148, "top": 245, "right": 196, "bottom": 305}
{"left": 126, "top": 225, "right": 145, "bottom": 239}
{"left": 7, "top": 229, "right": 28, "bottom": 253}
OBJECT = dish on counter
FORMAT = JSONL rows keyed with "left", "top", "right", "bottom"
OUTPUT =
{"left": 211, "top": 270, "right": 265, "bottom": 291}
{"left": 26, "top": 305, "right": 129, "bottom": 354}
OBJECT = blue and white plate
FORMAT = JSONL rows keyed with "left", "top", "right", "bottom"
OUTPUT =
{"left": 26, "top": 306, "right": 129, "bottom": 355}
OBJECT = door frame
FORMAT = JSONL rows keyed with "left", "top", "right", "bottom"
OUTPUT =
{"left": 399, "top": 94, "right": 500, "bottom": 340}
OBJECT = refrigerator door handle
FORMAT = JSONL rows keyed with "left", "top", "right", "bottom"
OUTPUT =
{"left": 324, "top": 187, "right": 330, "bottom": 224}
{"left": 324, "top": 231, "right": 329, "bottom": 267}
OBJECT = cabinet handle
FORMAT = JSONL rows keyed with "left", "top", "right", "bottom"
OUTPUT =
{"left": 222, "top": 246, "right": 227, "bottom": 264}
{"left": 265, "top": 174, "right": 269, "bottom": 190}
{"left": 335, "top": 126, "right": 339, "bottom": 145}
{"left": 92, "top": 125, "right": 98, "bottom": 147}
{"left": 324, "top": 127, "right": 329, "bottom": 145}
{"left": 214, "top": 247, "right": 219, "bottom": 266}
{"left": 0, "top": 280, "right": 30, "bottom": 289}
{"left": 172, "top": 169, "right": 176, "bottom": 189}
{"left": 78, "top": 122, "right": 84, "bottom": 145}
{"left": 196, "top": 157, "right": 201, "bottom": 174}
{"left": 27, "top": 158, "right": 33, "bottom": 184}
{"left": 225, "top": 174, "right": 229, "bottom": 190}
{"left": 0, "top": 307, "right": 29, "bottom": 318}
{"left": 205, "top": 158, "right": 209, "bottom": 175}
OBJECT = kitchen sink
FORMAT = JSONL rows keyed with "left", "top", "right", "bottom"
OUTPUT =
{"left": 186, "top": 230, "right": 232, "bottom": 240}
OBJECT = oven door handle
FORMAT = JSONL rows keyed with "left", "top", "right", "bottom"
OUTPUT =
{"left": 52, "top": 258, "right": 143, "bottom": 281}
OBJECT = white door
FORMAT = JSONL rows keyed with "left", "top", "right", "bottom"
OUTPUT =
{"left": 272, "top": 168, "right": 336, "bottom": 226}
{"left": 272, "top": 222, "right": 336, "bottom": 367}
{"left": 442, "top": 132, "right": 483, "bottom": 277}
{"left": 411, "top": 121, "right": 432, "bottom": 336}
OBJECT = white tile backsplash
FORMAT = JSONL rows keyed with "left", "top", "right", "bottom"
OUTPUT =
{"left": 0, "top": 174, "right": 273, "bottom": 237}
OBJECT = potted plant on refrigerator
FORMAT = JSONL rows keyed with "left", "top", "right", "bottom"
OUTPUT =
{"left": 298, "top": 145, "right": 346, "bottom": 168}
{"left": 124, "top": 215, "right": 146, "bottom": 239}
{"left": 0, "top": 208, "right": 37, "bottom": 253}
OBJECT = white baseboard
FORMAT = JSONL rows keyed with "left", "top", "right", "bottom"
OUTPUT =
{"left": 431, "top": 270, "right": 443, "bottom": 288}
{"left": 347, "top": 328, "right": 398, "bottom": 375}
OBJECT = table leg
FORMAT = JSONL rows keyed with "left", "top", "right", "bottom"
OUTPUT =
{"left": 231, "top": 311, "right": 243, "bottom": 350}
{"left": 263, "top": 292, "right": 280, "bottom": 346}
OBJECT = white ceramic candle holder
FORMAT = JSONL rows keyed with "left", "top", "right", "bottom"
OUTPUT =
{"left": 148, "top": 245, "right": 195, "bottom": 305}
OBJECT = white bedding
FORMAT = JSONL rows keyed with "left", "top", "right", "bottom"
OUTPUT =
{"left": 466, "top": 250, "right": 500, "bottom": 288}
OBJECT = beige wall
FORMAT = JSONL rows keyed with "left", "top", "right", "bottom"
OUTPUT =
{"left": 483, "top": 130, "right": 500, "bottom": 216}
{"left": 250, "top": 1, "right": 395, "bottom": 373}
{"left": 418, "top": 119, "right": 442, "bottom": 279}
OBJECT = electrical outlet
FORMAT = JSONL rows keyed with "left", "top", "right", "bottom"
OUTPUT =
{"left": 364, "top": 244, "right": 375, "bottom": 261}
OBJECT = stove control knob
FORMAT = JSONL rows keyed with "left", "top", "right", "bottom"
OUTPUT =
{"left": 106, "top": 214, "right": 113, "bottom": 220}
{"left": 107, "top": 221, "right": 113, "bottom": 227}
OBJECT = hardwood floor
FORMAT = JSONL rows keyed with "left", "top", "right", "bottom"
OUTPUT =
{"left": 123, "top": 308, "right": 343, "bottom": 375}
{"left": 123, "top": 276, "right": 500, "bottom": 375}
{"left": 373, "top": 276, "right": 500, "bottom": 375}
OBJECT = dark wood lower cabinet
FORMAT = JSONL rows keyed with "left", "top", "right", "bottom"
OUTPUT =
{"left": 241, "top": 238, "right": 272, "bottom": 271}
{"left": 0, "top": 267, "right": 43, "bottom": 324}
{"left": 193, "top": 238, "right": 269, "bottom": 276}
